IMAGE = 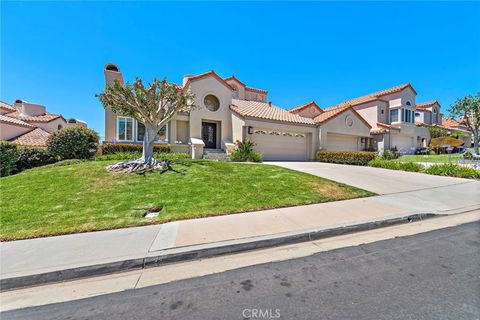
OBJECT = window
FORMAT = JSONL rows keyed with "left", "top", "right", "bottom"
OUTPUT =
{"left": 117, "top": 117, "right": 133, "bottom": 141}
{"left": 405, "top": 101, "right": 412, "bottom": 106}
{"left": 204, "top": 95, "right": 220, "bottom": 112}
{"left": 136, "top": 122, "right": 168, "bottom": 142}
{"left": 401, "top": 109, "right": 405, "bottom": 122}
{"left": 57, "top": 124, "right": 63, "bottom": 130}
{"left": 390, "top": 109, "right": 399, "bottom": 122}
{"left": 415, "top": 112, "right": 421, "bottom": 117}
{"left": 380, "top": 109, "right": 385, "bottom": 115}
{"left": 231, "top": 85, "right": 239, "bottom": 99}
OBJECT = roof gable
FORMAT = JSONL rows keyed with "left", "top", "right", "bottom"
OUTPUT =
{"left": 224, "top": 75, "right": 246, "bottom": 88}
{"left": 289, "top": 101, "right": 323, "bottom": 114}
{"left": 183, "top": 71, "right": 233, "bottom": 91}
{"left": 314, "top": 105, "right": 372, "bottom": 128}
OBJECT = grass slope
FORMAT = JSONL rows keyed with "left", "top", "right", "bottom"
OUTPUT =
{"left": 1, "top": 160, "right": 374, "bottom": 240}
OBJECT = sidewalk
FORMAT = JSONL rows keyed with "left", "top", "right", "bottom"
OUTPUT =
{"left": 1, "top": 167, "right": 479, "bottom": 290}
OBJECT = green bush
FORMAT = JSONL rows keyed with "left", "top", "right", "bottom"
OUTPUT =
{"left": 230, "top": 140, "right": 262, "bottom": 162}
{"left": 0, "top": 142, "right": 18, "bottom": 177}
{"left": 100, "top": 143, "right": 171, "bottom": 155}
{"left": 316, "top": 150, "right": 376, "bottom": 166}
{"left": 425, "top": 164, "right": 480, "bottom": 179}
{"left": 47, "top": 126, "right": 99, "bottom": 160}
{"left": 368, "top": 158, "right": 424, "bottom": 172}
{"left": 16, "top": 147, "right": 56, "bottom": 171}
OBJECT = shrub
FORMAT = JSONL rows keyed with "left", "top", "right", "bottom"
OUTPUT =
{"left": 368, "top": 158, "right": 424, "bottom": 172}
{"left": 47, "top": 126, "right": 99, "bottom": 160}
{"left": 316, "top": 150, "right": 376, "bottom": 166}
{"left": 16, "top": 147, "right": 56, "bottom": 171}
{"left": 0, "top": 142, "right": 18, "bottom": 177}
{"left": 230, "top": 140, "right": 262, "bottom": 162}
{"left": 425, "top": 164, "right": 480, "bottom": 179}
{"left": 100, "top": 143, "right": 171, "bottom": 155}
{"left": 380, "top": 150, "right": 394, "bottom": 160}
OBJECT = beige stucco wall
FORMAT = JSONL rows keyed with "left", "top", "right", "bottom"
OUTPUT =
{"left": 225, "top": 78, "right": 246, "bottom": 100}
{"left": 295, "top": 107, "right": 322, "bottom": 119}
{"left": 245, "top": 90, "right": 266, "bottom": 102}
{"left": 0, "top": 123, "right": 31, "bottom": 140}
{"left": 318, "top": 109, "right": 371, "bottom": 150}
{"left": 34, "top": 118, "right": 67, "bottom": 133}
{"left": 231, "top": 113, "right": 246, "bottom": 143}
{"left": 187, "top": 76, "right": 234, "bottom": 148}
{"left": 176, "top": 120, "right": 189, "bottom": 144}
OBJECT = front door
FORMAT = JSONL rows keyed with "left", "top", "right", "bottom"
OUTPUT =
{"left": 202, "top": 122, "right": 217, "bottom": 149}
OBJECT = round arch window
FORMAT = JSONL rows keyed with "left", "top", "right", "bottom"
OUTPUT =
{"left": 204, "top": 95, "right": 220, "bottom": 112}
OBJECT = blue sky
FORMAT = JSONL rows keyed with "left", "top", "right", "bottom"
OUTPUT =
{"left": 2, "top": 1, "right": 479, "bottom": 139}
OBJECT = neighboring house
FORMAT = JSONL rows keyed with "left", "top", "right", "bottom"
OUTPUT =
{"left": 415, "top": 100, "right": 442, "bottom": 125}
{"left": 103, "top": 63, "right": 434, "bottom": 160}
{"left": 441, "top": 118, "right": 473, "bottom": 147}
{"left": 0, "top": 100, "right": 87, "bottom": 147}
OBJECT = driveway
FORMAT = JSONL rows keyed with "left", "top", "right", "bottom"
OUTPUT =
{"left": 267, "top": 162, "right": 473, "bottom": 194}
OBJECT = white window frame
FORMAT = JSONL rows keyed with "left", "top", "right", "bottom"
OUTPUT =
{"left": 116, "top": 117, "right": 134, "bottom": 142}
{"left": 135, "top": 120, "right": 169, "bottom": 144}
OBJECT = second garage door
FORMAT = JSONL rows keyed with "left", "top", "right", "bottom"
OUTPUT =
{"left": 251, "top": 131, "right": 308, "bottom": 161}
{"left": 326, "top": 133, "right": 359, "bottom": 151}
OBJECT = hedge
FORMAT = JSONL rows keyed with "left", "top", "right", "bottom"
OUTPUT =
{"left": 368, "top": 158, "right": 424, "bottom": 172}
{"left": 100, "top": 143, "right": 171, "bottom": 155}
{"left": 316, "top": 150, "right": 376, "bottom": 166}
{"left": 424, "top": 164, "right": 480, "bottom": 179}
{"left": 0, "top": 142, "right": 57, "bottom": 177}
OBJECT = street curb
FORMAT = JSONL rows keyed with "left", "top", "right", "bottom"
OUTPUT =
{"left": 0, "top": 213, "right": 436, "bottom": 291}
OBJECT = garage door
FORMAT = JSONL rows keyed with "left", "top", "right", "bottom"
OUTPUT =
{"left": 251, "top": 131, "right": 308, "bottom": 161}
{"left": 391, "top": 135, "right": 414, "bottom": 153}
{"left": 326, "top": 133, "right": 358, "bottom": 151}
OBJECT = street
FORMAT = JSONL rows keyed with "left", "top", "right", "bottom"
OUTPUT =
{"left": 2, "top": 222, "right": 479, "bottom": 320}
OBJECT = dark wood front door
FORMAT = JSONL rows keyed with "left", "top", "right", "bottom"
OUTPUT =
{"left": 202, "top": 122, "right": 217, "bottom": 149}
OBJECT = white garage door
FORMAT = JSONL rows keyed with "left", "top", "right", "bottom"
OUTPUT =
{"left": 251, "top": 132, "right": 308, "bottom": 161}
{"left": 326, "top": 133, "right": 358, "bottom": 151}
{"left": 391, "top": 135, "right": 414, "bottom": 153}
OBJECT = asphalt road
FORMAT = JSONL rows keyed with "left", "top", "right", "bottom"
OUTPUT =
{"left": 3, "top": 222, "right": 480, "bottom": 320}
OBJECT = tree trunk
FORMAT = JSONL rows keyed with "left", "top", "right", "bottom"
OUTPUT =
{"left": 474, "top": 128, "right": 479, "bottom": 155}
{"left": 142, "top": 124, "right": 157, "bottom": 162}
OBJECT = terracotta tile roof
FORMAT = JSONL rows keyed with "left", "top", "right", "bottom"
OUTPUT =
{"left": 6, "top": 107, "right": 64, "bottom": 123}
{"left": 289, "top": 101, "right": 323, "bottom": 114}
{"left": 9, "top": 127, "right": 50, "bottom": 147}
{"left": 224, "top": 75, "right": 246, "bottom": 87}
{"left": 0, "top": 101, "right": 15, "bottom": 113}
{"left": 0, "top": 114, "right": 35, "bottom": 128}
{"left": 230, "top": 99, "right": 315, "bottom": 125}
{"left": 245, "top": 86, "right": 268, "bottom": 94}
{"left": 183, "top": 71, "right": 233, "bottom": 91}
{"left": 416, "top": 100, "right": 440, "bottom": 110}
{"left": 329, "top": 83, "right": 416, "bottom": 110}
{"left": 313, "top": 105, "right": 372, "bottom": 128}
{"left": 442, "top": 118, "right": 460, "bottom": 128}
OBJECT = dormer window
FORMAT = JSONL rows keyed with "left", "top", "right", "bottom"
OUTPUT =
{"left": 405, "top": 101, "right": 412, "bottom": 106}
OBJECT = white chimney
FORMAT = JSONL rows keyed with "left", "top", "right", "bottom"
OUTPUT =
{"left": 20, "top": 102, "right": 46, "bottom": 116}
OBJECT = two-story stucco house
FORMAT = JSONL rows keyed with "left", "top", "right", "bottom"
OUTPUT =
{"left": 103, "top": 64, "right": 432, "bottom": 160}
{"left": 0, "top": 100, "right": 87, "bottom": 147}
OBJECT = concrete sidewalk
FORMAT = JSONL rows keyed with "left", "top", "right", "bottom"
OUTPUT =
{"left": 1, "top": 164, "right": 479, "bottom": 289}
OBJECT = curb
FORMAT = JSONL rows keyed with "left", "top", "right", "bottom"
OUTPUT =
{"left": 1, "top": 213, "right": 437, "bottom": 291}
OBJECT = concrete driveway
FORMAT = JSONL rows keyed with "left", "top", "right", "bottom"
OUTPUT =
{"left": 267, "top": 162, "right": 474, "bottom": 194}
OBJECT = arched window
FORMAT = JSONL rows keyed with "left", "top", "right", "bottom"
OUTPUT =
{"left": 105, "top": 64, "right": 119, "bottom": 72}
{"left": 57, "top": 124, "right": 63, "bottom": 130}
{"left": 405, "top": 101, "right": 412, "bottom": 106}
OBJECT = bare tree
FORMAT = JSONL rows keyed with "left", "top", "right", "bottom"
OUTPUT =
{"left": 98, "top": 78, "right": 195, "bottom": 172}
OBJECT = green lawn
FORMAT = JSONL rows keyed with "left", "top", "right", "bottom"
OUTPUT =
{"left": 0, "top": 160, "right": 374, "bottom": 241}
{"left": 395, "top": 154, "right": 463, "bottom": 163}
